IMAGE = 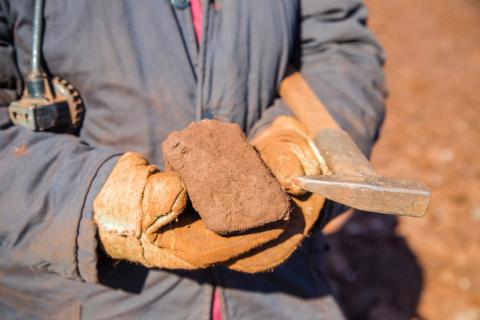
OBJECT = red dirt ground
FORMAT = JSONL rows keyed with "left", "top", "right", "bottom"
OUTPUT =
{"left": 324, "top": 0, "right": 480, "bottom": 319}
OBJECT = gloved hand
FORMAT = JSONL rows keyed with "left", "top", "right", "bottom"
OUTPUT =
{"left": 251, "top": 116, "right": 328, "bottom": 195}
{"left": 93, "top": 152, "right": 287, "bottom": 269}
{"left": 228, "top": 193, "right": 325, "bottom": 273}
{"left": 95, "top": 117, "right": 328, "bottom": 272}
{"left": 227, "top": 116, "right": 328, "bottom": 272}
{"left": 93, "top": 152, "right": 190, "bottom": 268}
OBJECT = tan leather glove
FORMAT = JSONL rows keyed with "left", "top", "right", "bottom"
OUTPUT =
{"left": 93, "top": 152, "right": 191, "bottom": 268}
{"left": 251, "top": 116, "right": 328, "bottom": 195}
{"left": 227, "top": 116, "right": 328, "bottom": 272}
{"left": 94, "top": 152, "right": 287, "bottom": 269}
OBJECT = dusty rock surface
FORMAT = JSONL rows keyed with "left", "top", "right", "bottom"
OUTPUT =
{"left": 162, "top": 119, "right": 290, "bottom": 235}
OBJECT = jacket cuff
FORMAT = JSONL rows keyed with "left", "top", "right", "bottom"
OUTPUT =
{"left": 77, "top": 155, "right": 121, "bottom": 283}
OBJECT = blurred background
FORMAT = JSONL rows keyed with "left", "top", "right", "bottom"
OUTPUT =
{"left": 323, "top": 0, "right": 480, "bottom": 319}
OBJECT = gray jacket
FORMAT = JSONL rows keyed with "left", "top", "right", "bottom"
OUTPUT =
{"left": 0, "top": 0, "right": 386, "bottom": 319}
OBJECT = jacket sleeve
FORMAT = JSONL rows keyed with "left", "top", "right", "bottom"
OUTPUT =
{"left": 251, "top": 0, "right": 387, "bottom": 157}
{"left": 0, "top": 1, "right": 120, "bottom": 283}
{"left": 250, "top": 0, "right": 387, "bottom": 225}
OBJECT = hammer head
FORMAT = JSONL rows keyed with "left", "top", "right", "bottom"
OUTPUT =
{"left": 294, "top": 174, "right": 431, "bottom": 217}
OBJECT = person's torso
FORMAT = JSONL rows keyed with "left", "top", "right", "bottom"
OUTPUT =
{"left": 10, "top": 0, "right": 297, "bottom": 166}
{"left": 0, "top": 1, "right": 342, "bottom": 319}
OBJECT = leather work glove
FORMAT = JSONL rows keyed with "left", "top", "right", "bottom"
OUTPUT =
{"left": 94, "top": 152, "right": 288, "bottom": 269}
{"left": 227, "top": 116, "right": 328, "bottom": 272}
{"left": 93, "top": 152, "right": 190, "bottom": 268}
{"left": 251, "top": 116, "right": 328, "bottom": 195}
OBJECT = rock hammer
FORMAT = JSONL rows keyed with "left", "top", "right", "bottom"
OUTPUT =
{"left": 279, "top": 70, "right": 430, "bottom": 217}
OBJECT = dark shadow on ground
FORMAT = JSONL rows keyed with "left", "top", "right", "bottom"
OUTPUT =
{"left": 324, "top": 211, "right": 424, "bottom": 320}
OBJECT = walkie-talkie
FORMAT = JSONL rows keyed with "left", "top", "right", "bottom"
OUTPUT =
{"left": 8, "top": 0, "right": 84, "bottom": 132}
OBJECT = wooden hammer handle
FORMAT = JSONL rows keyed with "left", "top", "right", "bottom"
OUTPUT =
{"left": 279, "top": 71, "right": 339, "bottom": 137}
{"left": 279, "top": 70, "right": 377, "bottom": 176}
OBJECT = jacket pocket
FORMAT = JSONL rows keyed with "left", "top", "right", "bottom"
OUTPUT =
{"left": 0, "top": 285, "right": 81, "bottom": 320}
